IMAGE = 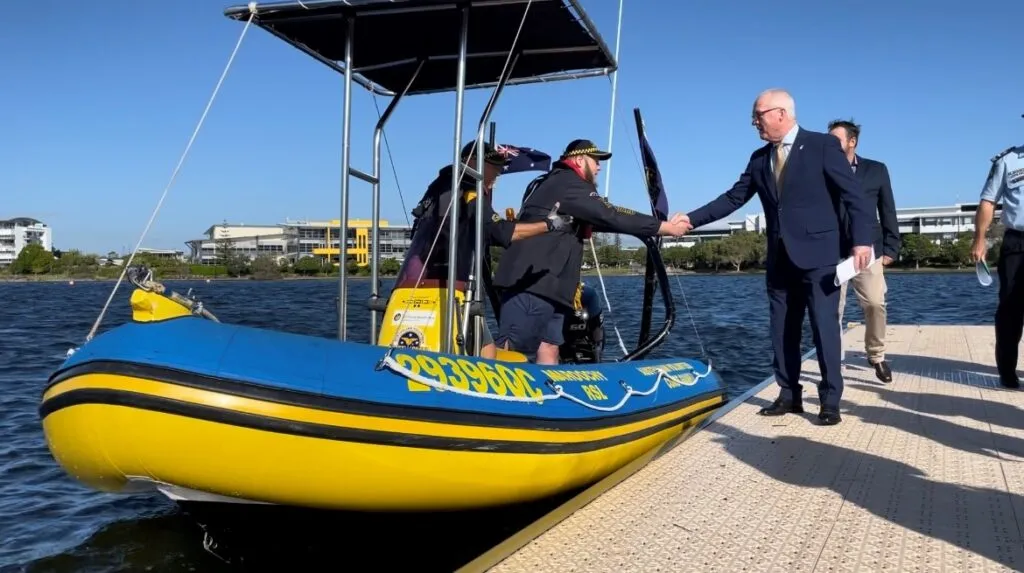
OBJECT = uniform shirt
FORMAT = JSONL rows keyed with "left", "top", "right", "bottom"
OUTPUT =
{"left": 981, "top": 145, "right": 1024, "bottom": 232}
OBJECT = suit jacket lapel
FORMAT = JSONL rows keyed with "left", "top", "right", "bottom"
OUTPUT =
{"left": 854, "top": 154, "right": 867, "bottom": 180}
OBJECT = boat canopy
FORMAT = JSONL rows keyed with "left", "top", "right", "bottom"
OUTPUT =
{"left": 223, "top": 0, "right": 617, "bottom": 96}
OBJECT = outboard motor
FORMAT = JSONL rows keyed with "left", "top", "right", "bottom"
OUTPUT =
{"left": 559, "top": 284, "right": 605, "bottom": 364}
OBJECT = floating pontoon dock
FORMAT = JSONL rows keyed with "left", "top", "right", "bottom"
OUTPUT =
{"left": 461, "top": 324, "right": 1024, "bottom": 572}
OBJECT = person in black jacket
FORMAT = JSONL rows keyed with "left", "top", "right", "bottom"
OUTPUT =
{"left": 395, "top": 140, "right": 568, "bottom": 358}
{"left": 492, "top": 139, "right": 692, "bottom": 364}
{"left": 828, "top": 119, "right": 900, "bottom": 383}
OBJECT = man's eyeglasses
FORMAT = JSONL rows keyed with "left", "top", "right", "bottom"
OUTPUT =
{"left": 752, "top": 107, "right": 783, "bottom": 121}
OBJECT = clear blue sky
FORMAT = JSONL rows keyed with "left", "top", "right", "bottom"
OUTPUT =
{"left": 3, "top": 0, "right": 1023, "bottom": 254}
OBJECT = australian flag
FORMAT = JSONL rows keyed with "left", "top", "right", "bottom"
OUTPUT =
{"left": 635, "top": 109, "right": 669, "bottom": 222}
{"left": 495, "top": 144, "right": 551, "bottom": 174}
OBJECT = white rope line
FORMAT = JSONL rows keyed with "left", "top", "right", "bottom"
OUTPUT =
{"left": 82, "top": 8, "right": 257, "bottom": 344}
{"left": 380, "top": 354, "right": 713, "bottom": 412}
{"left": 588, "top": 236, "right": 629, "bottom": 356}
{"left": 586, "top": 0, "right": 626, "bottom": 357}
{"left": 671, "top": 273, "right": 708, "bottom": 358}
{"left": 601, "top": 0, "right": 625, "bottom": 200}
{"left": 385, "top": 0, "right": 534, "bottom": 349}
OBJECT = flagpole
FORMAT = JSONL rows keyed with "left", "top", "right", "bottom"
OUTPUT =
{"left": 602, "top": 0, "right": 625, "bottom": 199}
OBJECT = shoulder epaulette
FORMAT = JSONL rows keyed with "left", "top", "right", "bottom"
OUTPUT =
{"left": 992, "top": 146, "right": 1017, "bottom": 163}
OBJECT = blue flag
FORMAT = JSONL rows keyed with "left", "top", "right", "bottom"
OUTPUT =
{"left": 495, "top": 144, "right": 551, "bottom": 174}
{"left": 635, "top": 110, "right": 669, "bottom": 221}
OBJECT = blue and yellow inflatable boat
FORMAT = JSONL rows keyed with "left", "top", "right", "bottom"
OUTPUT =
{"left": 40, "top": 283, "right": 725, "bottom": 511}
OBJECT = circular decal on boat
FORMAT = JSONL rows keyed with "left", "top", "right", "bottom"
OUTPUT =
{"left": 396, "top": 328, "right": 424, "bottom": 348}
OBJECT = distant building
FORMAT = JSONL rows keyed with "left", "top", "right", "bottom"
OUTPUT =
{"left": 660, "top": 203, "right": 1001, "bottom": 248}
{"left": 185, "top": 218, "right": 413, "bottom": 266}
{"left": 138, "top": 247, "right": 186, "bottom": 260}
{"left": 294, "top": 218, "right": 412, "bottom": 266}
{"left": 662, "top": 213, "right": 767, "bottom": 249}
{"left": 185, "top": 222, "right": 290, "bottom": 265}
{"left": 893, "top": 203, "right": 997, "bottom": 242}
{"left": 97, "top": 248, "right": 184, "bottom": 267}
{"left": 0, "top": 217, "right": 52, "bottom": 267}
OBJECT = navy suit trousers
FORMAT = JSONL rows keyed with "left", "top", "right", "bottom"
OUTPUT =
{"left": 767, "top": 241, "right": 844, "bottom": 410}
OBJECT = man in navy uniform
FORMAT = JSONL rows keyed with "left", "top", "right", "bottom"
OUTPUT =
{"left": 685, "top": 89, "right": 875, "bottom": 425}
{"left": 828, "top": 119, "right": 900, "bottom": 383}
{"left": 972, "top": 117, "right": 1024, "bottom": 388}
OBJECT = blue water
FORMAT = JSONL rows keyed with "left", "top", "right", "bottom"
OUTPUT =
{"left": 0, "top": 272, "right": 995, "bottom": 571}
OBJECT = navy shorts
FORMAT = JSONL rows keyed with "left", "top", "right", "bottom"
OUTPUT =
{"left": 495, "top": 291, "right": 567, "bottom": 353}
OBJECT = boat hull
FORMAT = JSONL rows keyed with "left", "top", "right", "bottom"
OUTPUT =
{"left": 41, "top": 316, "right": 727, "bottom": 511}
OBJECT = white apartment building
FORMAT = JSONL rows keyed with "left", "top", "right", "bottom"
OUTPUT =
{"left": 0, "top": 217, "right": 53, "bottom": 267}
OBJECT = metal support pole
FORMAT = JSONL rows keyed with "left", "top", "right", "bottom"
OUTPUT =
{"left": 475, "top": 121, "right": 496, "bottom": 354}
{"left": 469, "top": 135, "right": 486, "bottom": 356}
{"left": 442, "top": 6, "right": 469, "bottom": 355}
{"left": 369, "top": 59, "right": 424, "bottom": 343}
{"left": 469, "top": 55, "right": 518, "bottom": 356}
{"left": 337, "top": 16, "right": 355, "bottom": 341}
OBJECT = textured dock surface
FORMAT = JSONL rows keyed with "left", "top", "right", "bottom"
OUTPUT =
{"left": 476, "top": 324, "right": 1024, "bottom": 572}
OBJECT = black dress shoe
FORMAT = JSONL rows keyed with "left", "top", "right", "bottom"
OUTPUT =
{"left": 759, "top": 398, "right": 804, "bottom": 416}
{"left": 1000, "top": 376, "right": 1021, "bottom": 389}
{"left": 873, "top": 361, "right": 892, "bottom": 383}
{"left": 818, "top": 408, "right": 842, "bottom": 425}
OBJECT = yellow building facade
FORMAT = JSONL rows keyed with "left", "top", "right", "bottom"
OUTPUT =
{"left": 309, "top": 219, "right": 411, "bottom": 267}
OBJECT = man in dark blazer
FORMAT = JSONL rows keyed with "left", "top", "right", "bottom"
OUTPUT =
{"left": 829, "top": 119, "right": 900, "bottom": 383}
{"left": 686, "top": 89, "right": 875, "bottom": 425}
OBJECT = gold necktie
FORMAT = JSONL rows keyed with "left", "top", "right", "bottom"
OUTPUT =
{"left": 774, "top": 143, "right": 788, "bottom": 186}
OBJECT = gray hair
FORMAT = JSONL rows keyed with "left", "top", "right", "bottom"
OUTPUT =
{"left": 757, "top": 88, "right": 796, "bottom": 119}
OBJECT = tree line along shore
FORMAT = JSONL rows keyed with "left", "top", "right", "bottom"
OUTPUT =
{"left": 0, "top": 229, "right": 1003, "bottom": 282}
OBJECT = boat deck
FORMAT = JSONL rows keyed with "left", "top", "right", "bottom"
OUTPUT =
{"left": 464, "top": 324, "right": 1024, "bottom": 572}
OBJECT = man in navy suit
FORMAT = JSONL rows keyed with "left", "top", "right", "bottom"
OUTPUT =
{"left": 685, "top": 89, "right": 875, "bottom": 425}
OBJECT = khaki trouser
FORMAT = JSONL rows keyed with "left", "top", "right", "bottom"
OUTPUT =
{"left": 838, "top": 261, "right": 888, "bottom": 364}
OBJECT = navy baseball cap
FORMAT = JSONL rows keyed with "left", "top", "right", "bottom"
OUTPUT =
{"left": 560, "top": 139, "right": 612, "bottom": 161}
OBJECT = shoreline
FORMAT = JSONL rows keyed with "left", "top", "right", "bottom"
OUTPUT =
{"left": 0, "top": 266, "right": 982, "bottom": 283}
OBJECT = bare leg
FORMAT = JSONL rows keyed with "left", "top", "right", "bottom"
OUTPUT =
{"left": 536, "top": 341, "right": 560, "bottom": 365}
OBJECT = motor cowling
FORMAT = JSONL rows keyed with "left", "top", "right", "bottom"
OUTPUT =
{"left": 559, "top": 285, "right": 605, "bottom": 364}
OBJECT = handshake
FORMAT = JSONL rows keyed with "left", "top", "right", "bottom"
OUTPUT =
{"left": 658, "top": 213, "right": 693, "bottom": 237}
{"left": 543, "top": 203, "right": 693, "bottom": 238}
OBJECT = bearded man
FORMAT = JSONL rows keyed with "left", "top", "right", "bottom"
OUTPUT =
{"left": 492, "top": 139, "right": 691, "bottom": 364}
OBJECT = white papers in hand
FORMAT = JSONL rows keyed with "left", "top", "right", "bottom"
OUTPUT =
{"left": 834, "top": 246, "right": 877, "bottom": 287}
